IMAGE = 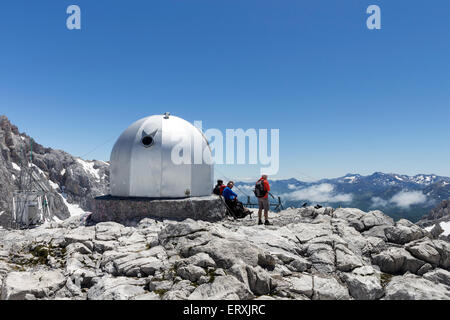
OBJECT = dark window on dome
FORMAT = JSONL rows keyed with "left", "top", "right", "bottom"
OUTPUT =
{"left": 142, "top": 136, "right": 154, "bottom": 147}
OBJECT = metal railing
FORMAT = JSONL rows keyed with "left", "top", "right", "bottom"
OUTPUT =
{"left": 244, "top": 195, "right": 284, "bottom": 212}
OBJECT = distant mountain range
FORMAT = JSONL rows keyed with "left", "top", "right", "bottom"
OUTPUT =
{"left": 1, "top": 114, "right": 448, "bottom": 225}
{"left": 235, "top": 173, "right": 450, "bottom": 222}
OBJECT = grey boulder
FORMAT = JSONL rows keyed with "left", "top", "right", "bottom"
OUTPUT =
{"left": 384, "top": 274, "right": 450, "bottom": 300}
{"left": 1, "top": 270, "right": 66, "bottom": 300}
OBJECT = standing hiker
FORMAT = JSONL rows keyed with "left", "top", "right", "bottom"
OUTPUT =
{"left": 254, "top": 174, "right": 271, "bottom": 225}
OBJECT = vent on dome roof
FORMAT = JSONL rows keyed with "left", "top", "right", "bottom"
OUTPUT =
{"left": 141, "top": 135, "right": 154, "bottom": 147}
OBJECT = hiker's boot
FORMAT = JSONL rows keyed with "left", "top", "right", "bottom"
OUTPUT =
{"left": 258, "top": 219, "right": 263, "bottom": 225}
{"left": 264, "top": 220, "right": 272, "bottom": 226}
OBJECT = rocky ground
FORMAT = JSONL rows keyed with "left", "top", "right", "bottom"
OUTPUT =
{"left": 1, "top": 206, "right": 449, "bottom": 300}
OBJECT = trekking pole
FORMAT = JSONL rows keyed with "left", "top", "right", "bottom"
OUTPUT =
{"left": 278, "top": 196, "right": 284, "bottom": 210}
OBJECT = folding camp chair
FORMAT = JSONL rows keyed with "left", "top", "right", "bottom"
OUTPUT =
{"left": 219, "top": 196, "right": 252, "bottom": 220}
{"left": 219, "top": 195, "right": 238, "bottom": 219}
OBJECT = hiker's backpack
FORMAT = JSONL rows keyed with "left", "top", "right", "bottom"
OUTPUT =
{"left": 213, "top": 185, "right": 221, "bottom": 195}
{"left": 233, "top": 201, "right": 249, "bottom": 219}
{"left": 254, "top": 180, "right": 267, "bottom": 198}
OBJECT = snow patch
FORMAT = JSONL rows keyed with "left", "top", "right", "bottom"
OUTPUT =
{"left": 49, "top": 180, "right": 59, "bottom": 190}
{"left": 59, "top": 194, "right": 86, "bottom": 217}
{"left": 425, "top": 221, "right": 450, "bottom": 237}
{"left": 61, "top": 168, "right": 66, "bottom": 176}
{"left": 411, "top": 175, "right": 437, "bottom": 185}
{"left": 31, "top": 163, "right": 46, "bottom": 176}
{"left": 76, "top": 158, "right": 100, "bottom": 180}
{"left": 343, "top": 176, "right": 357, "bottom": 183}
{"left": 11, "top": 162, "right": 21, "bottom": 171}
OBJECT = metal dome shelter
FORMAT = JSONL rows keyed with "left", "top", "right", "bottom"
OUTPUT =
{"left": 110, "top": 113, "right": 213, "bottom": 198}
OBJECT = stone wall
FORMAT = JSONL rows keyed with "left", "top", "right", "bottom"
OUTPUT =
{"left": 90, "top": 195, "right": 227, "bottom": 224}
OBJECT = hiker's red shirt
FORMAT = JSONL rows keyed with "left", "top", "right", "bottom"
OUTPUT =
{"left": 259, "top": 178, "right": 270, "bottom": 199}
{"left": 219, "top": 185, "right": 226, "bottom": 195}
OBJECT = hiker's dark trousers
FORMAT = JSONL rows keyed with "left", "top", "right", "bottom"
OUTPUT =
{"left": 225, "top": 199, "right": 236, "bottom": 211}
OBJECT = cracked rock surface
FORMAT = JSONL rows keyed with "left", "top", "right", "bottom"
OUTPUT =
{"left": 0, "top": 206, "right": 449, "bottom": 300}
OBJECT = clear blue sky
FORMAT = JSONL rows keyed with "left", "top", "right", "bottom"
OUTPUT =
{"left": 1, "top": 1, "right": 449, "bottom": 181}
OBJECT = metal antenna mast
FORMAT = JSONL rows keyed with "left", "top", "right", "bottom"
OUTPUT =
{"left": 12, "top": 138, "right": 53, "bottom": 229}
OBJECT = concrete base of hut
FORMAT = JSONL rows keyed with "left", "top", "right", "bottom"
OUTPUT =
{"left": 90, "top": 195, "right": 227, "bottom": 224}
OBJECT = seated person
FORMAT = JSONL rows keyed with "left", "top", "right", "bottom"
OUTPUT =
{"left": 213, "top": 179, "right": 224, "bottom": 195}
{"left": 221, "top": 181, "right": 251, "bottom": 218}
{"left": 222, "top": 181, "right": 237, "bottom": 203}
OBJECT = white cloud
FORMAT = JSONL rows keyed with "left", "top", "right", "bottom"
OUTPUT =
{"left": 287, "top": 184, "right": 297, "bottom": 190}
{"left": 370, "top": 197, "right": 389, "bottom": 208}
{"left": 390, "top": 191, "right": 427, "bottom": 208}
{"left": 283, "top": 183, "right": 353, "bottom": 203}
{"left": 235, "top": 184, "right": 253, "bottom": 192}
{"left": 371, "top": 190, "right": 427, "bottom": 209}
{"left": 233, "top": 184, "right": 254, "bottom": 197}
